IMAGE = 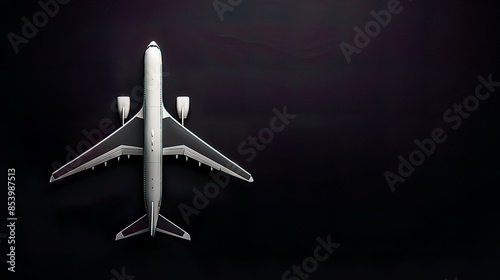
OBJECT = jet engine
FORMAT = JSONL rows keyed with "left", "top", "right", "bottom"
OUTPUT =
{"left": 117, "top": 96, "right": 131, "bottom": 126}
{"left": 176, "top": 96, "right": 190, "bottom": 126}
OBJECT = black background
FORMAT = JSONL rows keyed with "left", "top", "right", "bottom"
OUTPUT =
{"left": 3, "top": 0, "right": 500, "bottom": 279}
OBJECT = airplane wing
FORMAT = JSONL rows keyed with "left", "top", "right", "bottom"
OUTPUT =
{"left": 162, "top": 113, "right": 253, "bottom": 182}
{"left": 50, "top": 109, "right": 145, "bottom": 182}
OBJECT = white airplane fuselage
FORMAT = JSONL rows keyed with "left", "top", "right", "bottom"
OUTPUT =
{"left": 143, "top": 41, "right": 163, "bottom": 237}
{"left": 50, "top": 40, "right": 253, "bottom": 241}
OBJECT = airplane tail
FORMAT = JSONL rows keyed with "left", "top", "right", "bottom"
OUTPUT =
{"left": 115, "top": 214, "right": 190, "bottom": 241}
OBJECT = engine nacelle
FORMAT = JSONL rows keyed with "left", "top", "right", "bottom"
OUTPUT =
{"left": 117, "top": 96, "right": 131, "bottom": 125}
{"left": 176, "top": 96, "right": 190, "bottom": 126}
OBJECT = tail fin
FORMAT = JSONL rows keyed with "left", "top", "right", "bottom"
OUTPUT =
{"left": 115, "top": 214, "right": 190, "bottom": 241}
{"left": 115, "top": 214, "right": 149, "bottom": 241}
{"left": 157, "top": 214, "right": 191, "bottom": 241}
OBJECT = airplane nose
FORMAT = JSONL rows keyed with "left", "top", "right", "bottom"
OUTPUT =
{"left": 148, "top": 41, "right": 158, "bottom": 47}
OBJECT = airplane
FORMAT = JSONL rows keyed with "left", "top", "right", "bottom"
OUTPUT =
{"left": 50, "top": 41, "right": 253, "bottom": 241}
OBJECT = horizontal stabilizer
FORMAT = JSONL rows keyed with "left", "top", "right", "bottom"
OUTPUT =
{"left": 115, "top": 214, "right": 148, "bottom": 241}
{"left": 115, "top": 214, "right": 190, "bottom": 241}
{"left": 157, "top": 214, "right": 191, "bottom": 241}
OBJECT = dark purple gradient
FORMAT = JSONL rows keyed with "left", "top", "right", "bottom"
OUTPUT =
{"left": 3, "top": 0, "right": 500, "bottom": 279}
